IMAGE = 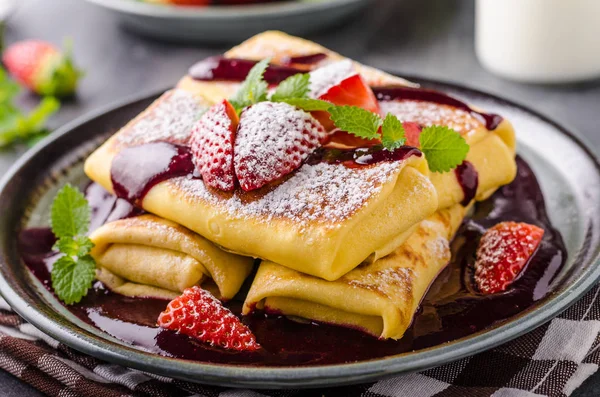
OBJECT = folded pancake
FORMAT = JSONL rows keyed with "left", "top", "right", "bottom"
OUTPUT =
{"left": 84, "top": 31, "right": 515, "bottom": 281}
{"left": 178, "top": 31, "right": 517, "bottom": 210}
{"left": 244, "top": 204, "right": 466, "bottom": 340}
{"left": 90, "top": 214, "right": 254, "bottom": 300}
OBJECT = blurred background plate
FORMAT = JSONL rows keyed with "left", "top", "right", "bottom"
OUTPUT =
{"left": 82, "top": 0, "right": 369, "bottom": 43}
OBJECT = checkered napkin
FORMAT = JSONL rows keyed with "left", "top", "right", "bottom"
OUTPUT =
{"left": 1, "top": 285, "right": 600, "bottom": 397}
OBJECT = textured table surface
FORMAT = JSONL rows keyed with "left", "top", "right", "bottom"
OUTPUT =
{"left": 1, "top": 0, "right": 599, "bottom": 395}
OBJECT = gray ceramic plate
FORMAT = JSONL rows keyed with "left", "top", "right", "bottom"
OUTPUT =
{"left": 83, "top": 0, "right": 368, "bottom": 43}
{"left": 0, "top": 77, "right": 599, "bottom": 389}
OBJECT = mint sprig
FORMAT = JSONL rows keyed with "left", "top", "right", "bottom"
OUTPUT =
{"left": 328, "top": 106, "right": 382, "bottom": 140}
{"left": 229, "top": 59, "right": 270, "bottom": 113}
{"left": 381, "top": 113, "right": 406, "bottom": 150}
{"left": 270, "top": 73, "right": 310, "bottom": 102}
{"left": 419, "top": 126, "right": 470, "bottom": 173}
{"left": 50, "top": 184, "right": 96, "bottom": 305}
{"left": 228, "top": 58, "right": 470, "bottom": 172}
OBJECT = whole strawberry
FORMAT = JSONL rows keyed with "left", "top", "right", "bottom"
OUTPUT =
{"left": 3, "top": 40, "right": 82, "bottom": 97}
{"left": 158, "top": 286, "right": 260, "bottom": 352}
{"left": 474, "top": 221, "right": 544, "bottom": 294}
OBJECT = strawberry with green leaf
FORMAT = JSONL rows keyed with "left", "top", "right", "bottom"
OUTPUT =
{"left": 0, "top": 67, "right": 60, "bottom": 147}
{"left": 3, "top": 39, "right": 82, "bottom": 97}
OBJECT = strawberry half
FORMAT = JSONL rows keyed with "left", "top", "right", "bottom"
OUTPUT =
{"left": 157, "top": 286, "right": 260, "bottom": 352}
{"left": 3, "top": 40, "right": 82, "bottom": 97}
{"left": 190, "top": 99, "right": 239, "bottom": 192}
{"left": 474, "top": 222, "right": 545, "bottom": 294}
{"left": 319, "top": 74, "right": 380, "bottom": 115}
{"left": 234, "top": 101, "right": 326, "bottom": 191}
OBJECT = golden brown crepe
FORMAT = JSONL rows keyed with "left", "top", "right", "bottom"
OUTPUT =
{"left": 84, "top": 31, "right": 515, "bottom": 282}
{"left": 84, "top": 92, "right": 438, "bottom": 282}
{"left": 90, "top": 214, "right": 254, "bottom": 300}
{"left": 244, "top": 204, "right": 466, "bottom": 340}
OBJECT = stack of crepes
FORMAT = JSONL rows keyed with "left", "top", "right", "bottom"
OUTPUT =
{"left": 85, "top": 31, "right": 517, "bottom": 339}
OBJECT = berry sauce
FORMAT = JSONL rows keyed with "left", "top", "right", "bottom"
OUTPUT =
{"left": 110, "top": 142, "right": 194, "bottom": 206}
{"left": 187, "top": 56, "right": 502, "bottom": 131}
{"left": 188, "top": 56, "right": 306, "bottom": 85}
{"left": 455, "top": 161, "right": 479, "bottom": 206}
{"left": 18, "top": 156, "right": 566, "bottom": 366}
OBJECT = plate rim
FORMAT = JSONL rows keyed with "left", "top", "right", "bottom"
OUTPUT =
{"left": 83, "top": 0, "right": 368, "bottom": 19}
{"left": 0, "top": 75, "right": 599, "bottom": 389}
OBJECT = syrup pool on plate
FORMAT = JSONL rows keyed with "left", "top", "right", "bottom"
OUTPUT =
{"left": 18, "top": 156, "right": 566, "bottom": 366}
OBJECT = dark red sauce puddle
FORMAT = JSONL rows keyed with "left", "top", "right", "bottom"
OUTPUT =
{"left": 19, "top": 156, "right": 566, "bottom": 366}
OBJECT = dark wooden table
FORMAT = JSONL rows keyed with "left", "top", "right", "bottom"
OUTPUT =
{"left": 1, "top": 0, "right": 599, "bottom": 395}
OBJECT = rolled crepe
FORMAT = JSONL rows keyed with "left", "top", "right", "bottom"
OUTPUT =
{"left": 179, "top": 31, "right": 517, "bottom": 210}
{"left": 243, "top": 204, "right": 466, "bottom": 340}
{"left": 90, "top": 214, "right": 254, "bottom": 300}
{"left": 84, "top": 31, "right": 515, "bottom": 281}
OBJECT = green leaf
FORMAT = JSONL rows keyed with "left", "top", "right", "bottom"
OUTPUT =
{"left": 0, "top": 67, "right": 60, "bottom": 148}
{"left": 51, "top": 255, "right": 96, "bottom": 305}
{"left": 50, "top": 184, "right": 90, "bottom": 239}
{"left": 419, "top": 125, "right": 470, "bottom": 173}
{"left": 229, "top": 59, "right": 270, "bottom": 113}
{"left": 381, "top": 113, "right": 406, "bottom": 150}
{"left": 53, "top": 235, "right": 95, "bottom": 258}
{"left": 278, "top": 98, "right": 333, "bottom": 111}
{"left": 328, "top": 105, "right": 382, "bottom": 140}
{"left": 270, "top": 73, "right": 310, "bottom": 102}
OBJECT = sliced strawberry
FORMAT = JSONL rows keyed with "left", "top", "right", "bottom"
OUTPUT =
{"left": 474, "top": 222, "right": 545, "bottom": 294}
{"left": 234, "top": 101, "right": 325, "bottom": 191}
{"left": 319, "top": 74, "right": 380, "bottom": 115}
{"left": 190, "top": 100, "right": 239, "bottom": 192}
{"left": 3, "top": 40, "right": 81, "bottom": 97}
{"left": 402, "top": 122, "right": 422, "bottom": 147}
{"left": 309, "top": 60, "right": 356, "bottom": 99}
{"left": 158, "top": 286, "right": 260, "bottom": 352}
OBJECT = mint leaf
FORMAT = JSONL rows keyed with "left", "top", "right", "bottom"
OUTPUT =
{"left": 229, "top": 59, "right": 270, "bottom": 113}
{"left": 419, "top": 125, "right": 470, "bottom": 173}
{"left": 270, "top": 73, "right": 310, "bottom": 102}
{"left": 53, "top": 235, "right": 95, "bottom": 258}
{"left": 328, "top": 105, "right": 382, "bottom": 140}
{"left": 279, "top": 98, "right": 333, "bottom": 111}
{"left": 381, "top": 113, "right": 406, "bottom": 150}
{"left": 51, "top": 255, "right": 96, "bottom": 305}
{"left": 50, "top": 184, "right": 90, "bottom": 239}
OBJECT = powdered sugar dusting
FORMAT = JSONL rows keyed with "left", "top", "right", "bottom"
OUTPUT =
{"left": 117, "top": 89, "right": 206, "bottom": 147}
{"left": 234, "top": 102, "right": 326, "bottom": 191}
{"left": 379, "top": 100, "right": 482, "bottom": 135}
{"left": 172, "top": 160, "right": 401, "bottom": 228}
{"left": 309, "top": 60, "right": 356, "bottom": 98}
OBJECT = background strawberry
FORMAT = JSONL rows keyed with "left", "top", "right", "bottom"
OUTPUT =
{"left": 2, "top": 39, "right": 82, "bottom": 97}
{"left": 474, "top": 222, "right": 545, "bottom": 294}
{"left": 158, "top": 286, "right": 260, "bottom": 352}
{"left": 190, "top": 99, "right": 239, "bottom": 191}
